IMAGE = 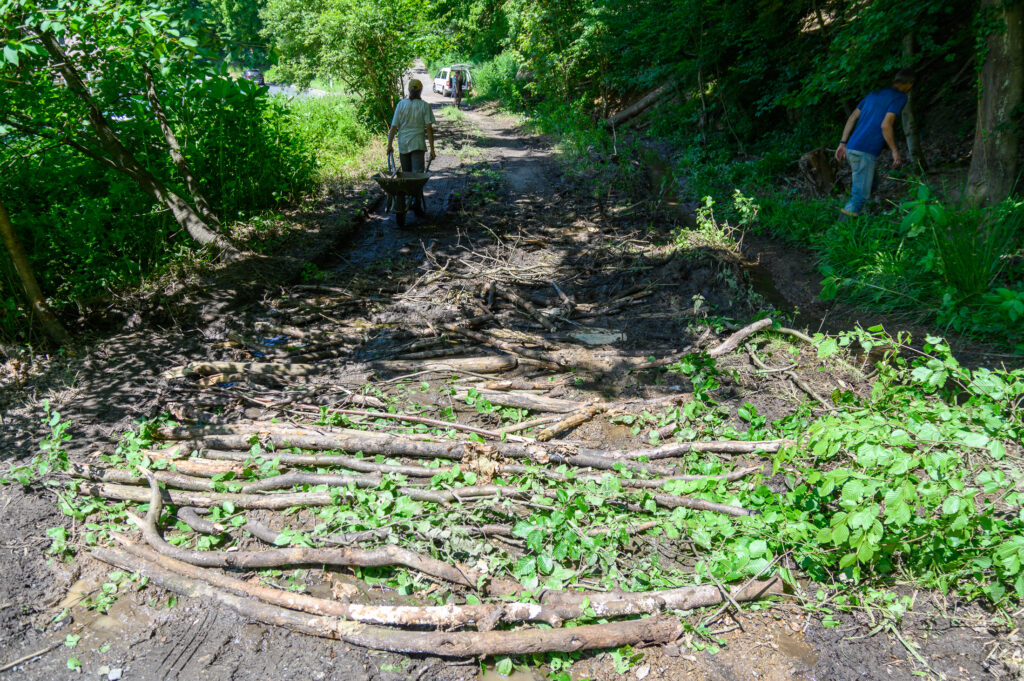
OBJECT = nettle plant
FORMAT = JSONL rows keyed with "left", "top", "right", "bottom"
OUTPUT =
{"left": 770, "top": 329, "right": 1024, "bottom": 602}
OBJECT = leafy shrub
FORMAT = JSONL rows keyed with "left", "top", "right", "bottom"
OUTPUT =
{"left": 768, "top": 331, "right": 1024, "bottom": 601}
{"left": 0, "top": 86, "right": 364, "bottom": 344}
{"left": 471, "top": 52, "right": 527, "bottom": 109}
{"left": 282, "top": 95, "right": 372, "bottom": 181}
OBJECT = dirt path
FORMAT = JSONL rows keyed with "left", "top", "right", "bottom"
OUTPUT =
{"left": 0, "top": 78, "right": 1014, "bottom": 681}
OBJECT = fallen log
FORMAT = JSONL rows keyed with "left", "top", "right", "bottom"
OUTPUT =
{"left": 624, "top": 439, "right": 787, "bottom": 460}
{"left": 92, "top": 545, "right": 691, "bottom": 656}
{"left": 162, "top": 361, "right": 316, "bottom": 379}
{"left": 177, "top": 507, "right": 223, "bottom": 535}
{"left": 706, "top": 319, "right": 773, "bottom": 358}
{"left": 605, "top": 82, "right": 676, "bottom": 129}
{"left": 110, "top": 539, "right": 782, "bottom": 631}
{"left": 372, "top": 355, "right": 517, "bottom": 374}
{"left": 310, "top": 407, "right": 530, "bottom": 442}
{"left": 154, "top": 424, "right": 695, "bottom": 475}
{"left": 453, "top": 389, "right": 584, "bottom": 414}
{"left": 536, "top": 404, "right": 605, "bottom": 441}
{"left": 444, "top": 326, "right": 563, "bottom": 371}
{"left": 482, "top": 378, "right": 568, "bottom": 392}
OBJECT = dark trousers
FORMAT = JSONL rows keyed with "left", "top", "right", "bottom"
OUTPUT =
{"left": 400, "top": 150, "right": 425, "bottom": 172}
{"left": 399, "top": 150, "right": 426, "bottom": 213}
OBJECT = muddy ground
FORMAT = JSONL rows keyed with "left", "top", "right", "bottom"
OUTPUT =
{"left": 1, "top": 63, "right": 1021, "bottom": 680}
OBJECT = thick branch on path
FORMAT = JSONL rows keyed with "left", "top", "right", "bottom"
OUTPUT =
{"left": 162, "top": 361, "right": 316, "bottom": 379}
{"left": 537, "top": 405, "right": 606, "bottom": 441}
{"left": 156, "top": 423, "right": 779, "bottom": 463}
{"left": 625, "top": 439, "right": 787, "bottom": 460}
{"left": 143, "top": 448, "right": 758, "bottom": 487}
{"left": 318, "top": 408, "right": 531, "bottom": 442}
{"left": 125, "top": 493, "right": 520, "bottom": 594}
{"left": 453, "top": 388, "right": 585, "bottom": 413}
{"left": 83, "top": 472, "right": 754, "bottom": 516}
{"left": 109, "top": 539, "right": 781, "bottom": 631}
{"left": 707, "top": 319, "right": 773, "bottom": 358}
{"left": 92, "top": 545, "right": 691, "bottom": 656}
{"left": 373, "top": 355, "right": 517, "bottom": 374}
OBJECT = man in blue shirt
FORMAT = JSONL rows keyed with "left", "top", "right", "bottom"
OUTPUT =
{"left": 834, "top": 69, "right": 915, "bottom": 218}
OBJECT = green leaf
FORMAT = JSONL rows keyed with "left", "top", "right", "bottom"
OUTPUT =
{"left": 2, "top": 45, "right": 19, "bottom": 67}
{"left": 817, "top": 337, "right": 839, "bottom": 359}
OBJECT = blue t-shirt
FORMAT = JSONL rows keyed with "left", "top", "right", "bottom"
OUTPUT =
{"left": 847, "top": 87, "right": 908, "bottom": 156}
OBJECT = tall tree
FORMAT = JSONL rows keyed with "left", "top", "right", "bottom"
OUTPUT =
{"left": 0, "top": 0, "right": 240, "bottom": 256}
{"left": 966, "top": 0, "right": 1024, "bottom": 206}
{"left": 261, "top": 0, "right": 428, "bottom": 131}
{"left": 0, "top": 197, "right": 68, "bottom": 345}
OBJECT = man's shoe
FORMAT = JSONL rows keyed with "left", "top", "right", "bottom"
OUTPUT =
{"left": 838, "top": 209, "right": 858, "bottom": 222}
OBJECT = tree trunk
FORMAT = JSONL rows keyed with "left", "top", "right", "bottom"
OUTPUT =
{"left": 901, "top": 34, "right": 926, "bottom": 171}
{"left": 0, "top": 198, "right": 69, "bottom": 345}
{"left": 604, "top": 82, "right": 675, "bottom": 129}
{"left": 36, "top": 31, "right": 239, "bottom": 256}
{"left": 142, "top": 65, "right": 220, "bottom": 227}
{"left": 966, "top": 0, "right": 1024, "bottom": 205}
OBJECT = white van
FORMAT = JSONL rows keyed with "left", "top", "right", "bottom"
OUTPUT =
{"left": 432, "top": 65, "right": 473, "bottom": 97}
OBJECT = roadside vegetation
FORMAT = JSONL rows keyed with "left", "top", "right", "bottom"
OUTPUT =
{"left": 431, "top": 0, "right": 1024, "bottom": 352}
{"left": 3, "top": 0, "right": 1024, "bottom": 679}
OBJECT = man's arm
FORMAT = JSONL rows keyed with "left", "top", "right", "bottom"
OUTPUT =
{"left": 426, "top": 124, "right": 435, "bottom": 160}
{"left": 880, "top": 112, "right": 903, "bottom": 168}
{"left": 386, "top": 125, "right": 398, "bottom": 154}
{"left": 835, "top": 108, "right": 861, "bottom": 162}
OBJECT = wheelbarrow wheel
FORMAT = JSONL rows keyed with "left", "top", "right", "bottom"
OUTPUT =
{"left": 395, "top": 210, "right": 407, "bottom": 227}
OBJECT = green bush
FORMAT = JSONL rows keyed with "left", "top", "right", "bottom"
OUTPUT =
{"left": 0, "top": 87, "right": 366, "bottom": 344}
{"left": 471, "top": 53, "right": 527, "bottom": 109}
{"left": 281, "top": 95, "right": 372, "bottom": 181}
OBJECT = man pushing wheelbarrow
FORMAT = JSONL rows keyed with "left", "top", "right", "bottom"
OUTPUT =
{"left": 381, "top": 78, "right": 436, "bottom": 226}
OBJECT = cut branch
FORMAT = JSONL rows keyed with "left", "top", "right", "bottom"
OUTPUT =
{"left": 707, "top": 319, "right": 773, "bottom": 358}
{"left": 92, "top": 545, "right": 695, "bottom": 656}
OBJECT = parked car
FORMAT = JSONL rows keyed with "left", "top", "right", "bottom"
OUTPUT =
{"left": 432, "top": 65, "right": 472, "bottom": 97}
{"left": 243, "top": 68, "right": 265, "bottom": 86}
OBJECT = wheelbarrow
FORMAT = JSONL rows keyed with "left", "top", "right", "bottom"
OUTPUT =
{"left": 373, "top": 152, "right": 432, "bottom": 227}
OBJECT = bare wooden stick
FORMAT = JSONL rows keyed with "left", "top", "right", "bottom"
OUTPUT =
{"left": 91, "top": 545, "right": 696, "bottom": 656}
{"left": 162, "top": 361, "right": 316, "bottom": 379}
{"left": 109, "top": 539, "right": 782, "bottom": 632}
{"left": 452, "top": 389, "right": 583, "bottom": 413}
{"left": 124, "top": 472, "right": 523, "bottom": 594}
{"left": 707, "top": 318, "right": 773, "bottom": 358}
{"left": 483, "top": 377, "right": 569, "bottom": 391}
{"left": 373, "top": 355, "right": 517, "bottom": 374}
{"left": 536, "top": 404, "right": 605, "bottom": 441}
{"left": 177, "top": 507, "right": 223, "bottom": 535}
{"left": 315, "top": 407, "right": 530, "bottom": 442}
{"left": 499, "top": 288, "right": 559, "bottom": 332}
{"left": 499, "top": 414, "right": 562, "bottom": 435}
{"left": 154, "top": 424, "right": 682, "bottom": 475}
{"left": 625, "top": 439, "right": 788, "bottom": 460}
